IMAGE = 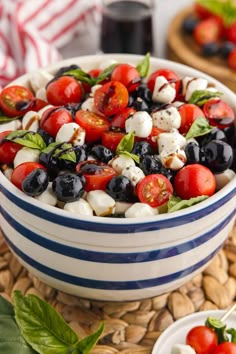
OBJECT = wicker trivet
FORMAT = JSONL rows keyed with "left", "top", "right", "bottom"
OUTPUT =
{"left": 0, "top": 224, "right": 236, "bottom": 354}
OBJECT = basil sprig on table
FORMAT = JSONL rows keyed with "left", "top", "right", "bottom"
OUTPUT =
{"left": 188, "top": 90, "right": 223, "bottom": 106}
{"left": 116, "top": 131, "right": 140, "bottom": 164}
{"left": 0, "top": 291, "right": 104, "bottom": 354}
{"left": 196, "top": 0, "right": 236, "bottom": 27}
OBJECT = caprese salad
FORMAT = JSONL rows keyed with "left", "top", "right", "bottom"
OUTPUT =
{"left": 0, "top": 54, "right": 235, "bottom": 218}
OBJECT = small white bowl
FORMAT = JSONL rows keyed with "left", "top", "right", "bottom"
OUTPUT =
{"left": 0, "top": 54, "right": 235, "bottom": 301}
{"left": 152, "top": 310, "right": 236, "bottom": 354}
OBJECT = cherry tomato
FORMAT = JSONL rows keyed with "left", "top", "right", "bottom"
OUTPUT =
{"left": 186, "top": 325, "right": 218, "bottom": 354}
{"left": 147, "top": 68, "right": 181, "bottom": 94}
{"left": 213, "top": 342, "right": 236, "bottom": 354}
{"left": 76, "top": 160, "right": 116, "bottom": 192}
{"left": 136, "top": 174, "right": 173, "bottom": 207}
{"left": 11, "top": 162, "right": 46, "bottom": 191}
{"left": 0, "top": 85, "right": 34, "bottom": 117}
{"left": 101, "top": 130, "right": 126, "bottom": 151}
{"left": 174, "top": 164, "right": 216, "bottom": 199}
{"left": 193, "top": 18, "right": 223, "bottom": 46}
{"left": 194, "top": 3, "right": 214, "bottom": 19}
{"left": 110, "top": 107, "right": 136, "bottom": 129}
{"left": 178, "top": 103, "right": 205, "bottom": 134}
{"left": 0, "top": 130, "right": 22, "bottom": 164}
{"left": 31, "top": 98, "right": 48, "bottom": 112}
{"left": 228, "top": 48, "right": 236, "bottom": 70}
{"left": 111, "top": 64, "right": 141, "bottom": 92}
{"left": 46, "top": 76, "right": 83, "bottom": 106}
{"left": 75, "top": 110, "right": 110, "bottom": 144}
{"left": 203, "top": 98, "right": 235, "bottom": 129}
{"left": 94, "top": 80, "right": 129, "bottom": 116}
{"left": 82, "top": 68, "right": 106, "bottom": 93}
{"left": 226, "top": 22, "right": 236, "bottom": 45}
{"left": 40, "top": 107, "right": 73, "bottom": 138}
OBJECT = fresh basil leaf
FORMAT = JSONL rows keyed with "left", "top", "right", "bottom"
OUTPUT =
{"left": 185, "top": 117, "right": 213, "bottom": 139}
{"left": 42, "top": 142, "right": 77, "bottom": 163}
{"left": 63, "top": 68, "right": 97, "bottom": 86}
{"left": 206, "top": 317, "right": 229, "bottom": 343}
{"left": 74, "top": 323, "right": 104, "bottom": 354}
{"left": 188, "top": 90, "right": 223, "bottom": 106}
{"left": 167, "top": 195, "right": 209, "bottom": 213}
{"left": 136, "top": 53, "right": 150, "bottom": 78}
{"left": 116, "top": 131, "right": 135, "bottom": 154}
{"left": 6, "top": 130, "right": 46, "bottom": 150}
{"left": 95, "top": 63, "right": 118, "bottom": 84}
{"left": 13, "top": 290, "right": 79, "bottom": 354}
{"left": 196, "top": 0, "right": 236, "bottom": 26}
{"left": 0, "top": 114, "right": 20, "bottom": 123}
{"left": 0, "top": 295, "right": 37, "bottom": 354}
{"left": 227, "top": 328, "right": 236, "bottom": 342}
{"left": 119, "top": 151, "right": 140, "bottom": 164}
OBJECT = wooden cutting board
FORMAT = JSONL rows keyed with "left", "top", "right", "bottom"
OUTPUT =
{"left": 167, "top": 6, "right": 236, "bottom": 92}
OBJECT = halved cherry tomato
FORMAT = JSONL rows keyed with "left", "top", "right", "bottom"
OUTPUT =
{"left": 136, "top": 174, "right": 173, "bottom": 207}
{"left": 76, "top": 160, "right": 116, "bottom": 192}
{"left": 110, "top": 107, "right": 136, "bottom": 129}
{"left": 94, "top": 80, "right": 129, "bottom": 116}
{"left": 101, "top": 130, "right": 126, "bottom": 151}
{"left": 40, "top": 107, "right": 73, "bottom": 138}
{"left": 11, "top": 162, "right": 46, "bottom": 191}
{"left": 111, "top": 64, "right": 141, "bottom": 92}
{"left": 174, "top": 164, "right": 216, "bottom": 199}
{"left": 75, "top": 110, "right": 110, "bottom": 144}
{"left": 203, "top": 98, "right": 235, "bottom": 129}
{"left": 178, "top": 103, "right": 205, "bottom": 134}
{"left": 0, "top": 130, "right": 22, "bottom": 164}
{"left": 193, "top": 18, "right": 223, "bottom": 45}
{"left": 147, "top": 68, "right": 181, "bottom": 94}
{"left": 0, "top": 85, "right": 34, "bottom": 117}
{"left": 228, "top": 48, "right": 236, "bottom": 70}
{"left": 46, "top": 76, "right": 83, "bottom": 106}
{"left": 213, "top": 342, "right": 236, "bottom": 354}
{"left": 186, "top": 325, "right": 218, "bottom": 354}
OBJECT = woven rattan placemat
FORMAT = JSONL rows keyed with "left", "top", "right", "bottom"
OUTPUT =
{"left": 0, "top": 224, "right": 236, "bottom": 354}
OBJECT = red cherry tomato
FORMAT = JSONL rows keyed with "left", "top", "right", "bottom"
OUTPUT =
{"left": 75, "top": 110, "right": 110, "bottom": 144}
{"left": 228, "top": 48, "right": 236, "bottom": 70}
{"left": 46, "top": 76, "right": 83, "bottom": 106}
{"left": 174, "top": 164, "right": 216, "bottom": 199}
{"left": 147, "top": 68, "right": 181, "bottom": 94}
{"left": 76, "top": 160, "right": 116, "bottom": 192}
{"left": 40, "top": 107, "right": 73, "bottom": 138}
{"left": 186, "top": 325, "right": 218, "bottom": 354}
{"left": 136, "top": 174, "right": 173, "bottom": 207}
{"left": 110, "top": 107, "right": 136, "bottom": 129}
{"left": 111, "top": 64, "right": 141, "bottom": 92}
{"left": 0, "top": 85, "right": 34, "bottom": 117}
{"left": 193, "top": 18, "right": 223, "bottom": 45}
{"left": 203, "top": 98, "right": 235, "bottom": 129}
{"left": 94, "top": 80, "right": 129, "bottom": 116}
{"left": 101, "top": 130, "right": 126, "bottom": 151}
{"left": 31, "top": 98, "right": 48, "bottom": 112}
{"left": 11, "top": 162, "right": 46, "bottom": 191}
{"left": 178, "top": 103, "right": 205, "bottom": 134}
{"left": 213, "top": 342, "right": 236, "bottom": 354}
{"left": 82, "top": 68, "right": 105, "bottom": 93}
{"left": 194, "top": 3, "right": 214, "bottom": 19}
{"left": 226, "top": 22, "right": 236, "bottom": 44}
{"left": 0, "top": 130, "right": 22, "bottom": 164}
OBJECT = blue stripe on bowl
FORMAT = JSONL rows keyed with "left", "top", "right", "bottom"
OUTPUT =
{"left": 1, "top": 206, "right": 235, "bottom": 263}
{"left": 2, "top": 231, "right": 222, "bottom": 290}
{"left": 0, "top": 184, "right": 235, "bottom": 233}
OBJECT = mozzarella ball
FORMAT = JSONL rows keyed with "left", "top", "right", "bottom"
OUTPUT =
{"left": 64, "top": 198, "right": 93, "bottom": 216}
{"left": 160, "top": 149, "right": 187, "bottom": 170}
{"left": 56, "top": 122, "right": 86, "bottom": 146}
{"left": 122, "top": 165, "right": 145, "bottom": 186}
{"left": 35, "top": 183, "right": 57, "bottom": 206}
{"left": 22, "top": 111, "right": 40, "bottom": 132}
{"left": 158, "top": 130, "right": 186, "bottom": 154}
{"left": 86, "top": 190, "right": 116, "bottom": 216}
{"left": 14, "top": 147, "right": 40, "bottom": 168}
{"left": 152, "top": 75, "right": 176, "bottom": 103}
{"left": 182, "top": 76, "right": 208, "bottom": 101}
{"left": 110, "top": 154, "right": 135, "bottom": 174}
{"left": 125, "top": 111, "right": 153, "bottom": 138}
{"left": 125, "top": 203, "right": 159, "bottom": 218}
{"left": 152, "top": 106, "right": 181, "bottom": 131}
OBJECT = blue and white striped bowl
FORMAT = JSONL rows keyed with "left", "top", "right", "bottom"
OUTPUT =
{"left": 0, "top": 55, "right": 235, "bottom": 301}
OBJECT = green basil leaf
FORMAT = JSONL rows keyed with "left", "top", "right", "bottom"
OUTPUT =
{"left": 136, "top": 53, "right": 150, "bottom": 78}
{"left": 185, "top": 117, "right": 213, "bottom": 139}
{"left": 196, "top": 0, "right": 236, "bottom": 26}
{"left": 188, "top": 90, "right": 223, "bottom": 106}
{"left": 227, "top": 328, "right": 236, "bottom": 342}
{"left": 119, "top": 151, "right": 140, "bottom": 164}
{"left": 94, "top": 63, "right": 118, "bottom": 84}
{"left": 74, "top": 323, "right": 104, "bottom": 354}
{"left": 63, "top": 69, "right": 97, "bottom": 86}
{"left": 0, "top": 114, "right": 20, "bottom": 123}
{"left": 167, "top": 195, "right": 209, "bottom": 213}
{"left": 42, "top": 142, "right": 76, "bottom": 163}
{"left": 0, "top": 295, "right": 37, "bottom": 354}
{"left": 13, "top": 290, "right": 79, "bottom": 354}
{"left": 6, "top": 130, "right": 46, "bottom": 150}
{"left": 206, "top": 317, "right": 229, "bottom": 343}
{"left": 116, "top": 131, "right": 135, "bottom": 154}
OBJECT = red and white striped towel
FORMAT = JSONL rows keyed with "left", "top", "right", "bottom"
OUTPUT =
{"left": 0, "top": 0, "right": 101, "bottom": 87}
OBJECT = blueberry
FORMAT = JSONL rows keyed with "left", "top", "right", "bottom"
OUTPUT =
{"left": 52, "top": 172, "right": 85, "bottom": 202}
{"left": 139, "top": 155, "right": 163, "bottom": 175}
{"left": 202, "top": 42, "right": 219, "bottom": 57}
{"left": 64, "top": 102, "right": 82, "bottom": 118}
{"left": 22, "top": 168, "right": 49, "bottom": 196}
{"left": 135, "top": 84, "right": 152, "bottom": 102}
{"left": 203, "top": 140, "right": 233, "bottom": 173}
{"left": 106, "top": 175, "right": 134, "bottom": 202}
{"left": 182, "top": 16, "right": 199, "bottom": 34}
{"left": 37, "top": 128, "right": 55, "bottom": 145}
{"left": 132, "top": 97, "right": 149, "bottom": 112}
{"left": 131, "top": 141, "right": 153, "bottom": 157}
{"left": 74, "top": 145, "right": 88, "bottom": 163}
{"left": 197, "top": 127, "right": 227, "bottom": 146}
{"left": 90, "top": 145, "right": 114, "bottom": 163}
{"left": 185, "top": 142, "right": 205, "bottom": 164}
{"left": 219, "top": 41, "right": 235, "bottom": 59}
